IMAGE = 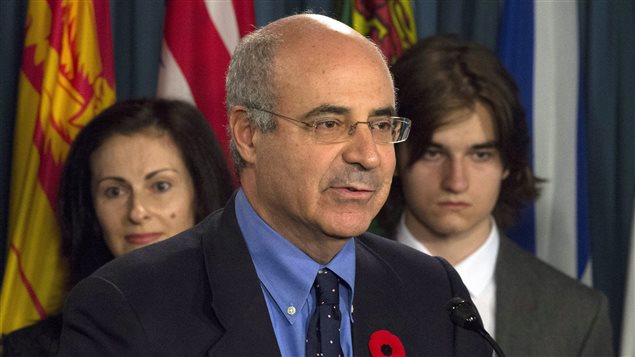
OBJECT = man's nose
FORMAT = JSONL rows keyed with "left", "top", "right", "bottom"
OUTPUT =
{"left": 442, "top": 157, "right": 469, "bottom": 193}
{"left": 342, "top": 123, "right": 381, "bottom": 170}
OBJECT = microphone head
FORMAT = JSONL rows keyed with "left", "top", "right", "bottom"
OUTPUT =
{"left": 446, "top": 297, "right": 485, "bottom": 331}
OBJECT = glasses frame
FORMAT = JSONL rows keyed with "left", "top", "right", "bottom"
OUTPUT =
{"left": 249, "top": 107, "right": 411, "bottom": 144}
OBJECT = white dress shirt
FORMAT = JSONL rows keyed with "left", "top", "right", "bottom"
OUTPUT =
{"left": 395, "top": 215, "right": 499, "bottom": 336}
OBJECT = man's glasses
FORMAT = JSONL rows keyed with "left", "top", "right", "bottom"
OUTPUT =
{"left": 250, "top": 108, "right": 411, "bottom": 144}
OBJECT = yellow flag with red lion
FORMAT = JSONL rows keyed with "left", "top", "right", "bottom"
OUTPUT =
{"left": 0, "top": 0, "right": 115, "bottom": 334}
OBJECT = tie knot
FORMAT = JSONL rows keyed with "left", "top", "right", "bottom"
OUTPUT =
{"left": 315, "top": 269, "right": 339, "bottom": 305}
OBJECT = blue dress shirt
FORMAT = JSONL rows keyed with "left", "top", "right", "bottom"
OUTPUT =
{"left": 235, "top": 189, "right": 356, "bottom": 357}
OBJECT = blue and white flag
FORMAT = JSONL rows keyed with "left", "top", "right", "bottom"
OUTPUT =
{"left": 497, "top": 0, "right": 590, "bottom": 281}
{"left": 622, "top": 201, "right": 635, "bottom": 356}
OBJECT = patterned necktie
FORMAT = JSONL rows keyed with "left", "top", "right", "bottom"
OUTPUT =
{"left": 306, "top": 268, "right": 343, "bottom": 357}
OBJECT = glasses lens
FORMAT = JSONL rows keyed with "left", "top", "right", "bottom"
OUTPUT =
{"left": 391, "top": 118, "right": 411, "bottom": 143}
{"left": 367, "top": 117, "right": 411, "bottom": 143}
{"left": 313, "top": 118, "right": 347, "bottom": 143}
{"left": 271, "top": 109, "right": 411, "bottom": 144}
{"left": 367, "top": 117, "right": 393, "bottom": 143}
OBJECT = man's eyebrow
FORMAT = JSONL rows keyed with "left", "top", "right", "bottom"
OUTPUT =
{"left": 426, "top": 141, "right": 499, "bottom": 150}
{"left": 472, "top": 141, "right": 498, "bottom": 150}
{"left": 301, "top": 105, "right": 396, "bottom": 119}
{"left": 303, "top": 105, "right": 349, "bottom": 118}
{"left": 371, "top": 107, "right": 396, "bottom": 117}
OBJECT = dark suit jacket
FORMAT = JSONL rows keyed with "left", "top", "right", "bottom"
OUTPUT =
{"left": 2, "top": 314, "right": 62, "bottom": 356}
{"left": 58, "top": 196, "right": 491, "bottom": 356}
{"left": 496, "top": 237, "right": 614, "bottom": 356}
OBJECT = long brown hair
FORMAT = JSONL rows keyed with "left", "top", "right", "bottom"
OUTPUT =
{"left": 378, "top": 34, "right": 543, "bottom": 235}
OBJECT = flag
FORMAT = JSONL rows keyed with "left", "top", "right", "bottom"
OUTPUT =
{"left": 339, "top": 0, "right": 417, "bottom": 63}
{"left": 622, "top": 201, "right": 635, "bottom": 356}
{"left": 156, "top": 0, "right": 254, "bottom": 179}
{"left": 0, "top": 0, "right": 116, "bottom": 334}
{"left": 497, "top": 0, "right": 589, "bottom": 280}
{"left": 338, "top": 0, "right": 415, "bottom": 234}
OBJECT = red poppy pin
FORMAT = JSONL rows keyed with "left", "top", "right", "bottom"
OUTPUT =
{"left": 369, "top": 330, "right": 405, "bottom": 357}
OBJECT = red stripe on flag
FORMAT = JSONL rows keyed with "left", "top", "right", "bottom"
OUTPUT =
{"left": 33, "top": 119, "right": 64, "bottom": 207}
{"left": 163, "top": 0, "right": 232, "bottom": 156}
{"left": 20, "top": 44, "right": 45, "bottom": 94}
{"left": 232, "top": 0, "right": 256, "bottom": 36}
{"left": 9, "top": 244, "right": 47, "bottom": 320}
{"left": 47, "top": 0, "right": 64, "bottom": 53}
{"left": 93, "top": 0, "right": 115, "bottom": 88}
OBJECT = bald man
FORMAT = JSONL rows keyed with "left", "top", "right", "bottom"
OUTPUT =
{"left": 58, "top": 15, "right": 491, "bottom": 356}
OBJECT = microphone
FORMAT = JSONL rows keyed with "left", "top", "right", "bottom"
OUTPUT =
{"left": 446, "top": 297, "right": 506, "bottom": 357}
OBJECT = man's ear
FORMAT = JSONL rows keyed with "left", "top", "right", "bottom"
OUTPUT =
{"left": 229, "top": 106, "right": 257, "bottom": 164}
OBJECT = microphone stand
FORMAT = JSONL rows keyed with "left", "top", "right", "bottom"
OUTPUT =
{"left": 447, "top": 297, "right": 506, "bottom": 357}
{"left": 476, "top": 327, "right": 506, "bottom": 357}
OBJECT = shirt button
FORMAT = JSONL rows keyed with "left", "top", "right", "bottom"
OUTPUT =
{"left": 287, "top": 306, "right": 297, "bottom": 315}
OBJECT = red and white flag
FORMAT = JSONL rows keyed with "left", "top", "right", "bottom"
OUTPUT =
{"left": 157, "top": 0, "right": 255, "bottom": 177}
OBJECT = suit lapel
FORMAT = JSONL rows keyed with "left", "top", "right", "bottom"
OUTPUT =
{"left": 200, "top": 196, "right": 281, "bottom": 357}
{"left": 495, "top": 237, "right": 537, "bottom": 347}
{"left": 352, "top": 237, "right": 409, "bottom": 356}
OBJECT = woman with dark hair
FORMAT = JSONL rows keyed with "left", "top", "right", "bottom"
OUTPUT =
{"left": 2, "top": 98, "right": 234, "bottom": 355}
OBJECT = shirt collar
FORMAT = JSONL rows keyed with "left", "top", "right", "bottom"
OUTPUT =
{"left": 453, "top": 220, "right": 499, "bottom": 297}
{"left": 395, "top": 214, "right": 499, "bottom": 297}
{"left": 235, "top": 189, "right": 356, "bottom": 324}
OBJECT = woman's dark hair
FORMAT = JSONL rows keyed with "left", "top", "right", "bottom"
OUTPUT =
{"left": 378, "top": 34, "right": 543, "bottom": 234}
{"left": 58, "top": 98, "right": 234, "bottom": 286}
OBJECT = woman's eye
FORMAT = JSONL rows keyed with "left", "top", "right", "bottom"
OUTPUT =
{"left": 104, "top": 187, "right": 122, "bottom": 198}
{"left": 154, "top": 181, "right": 172, "bottom": 192}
